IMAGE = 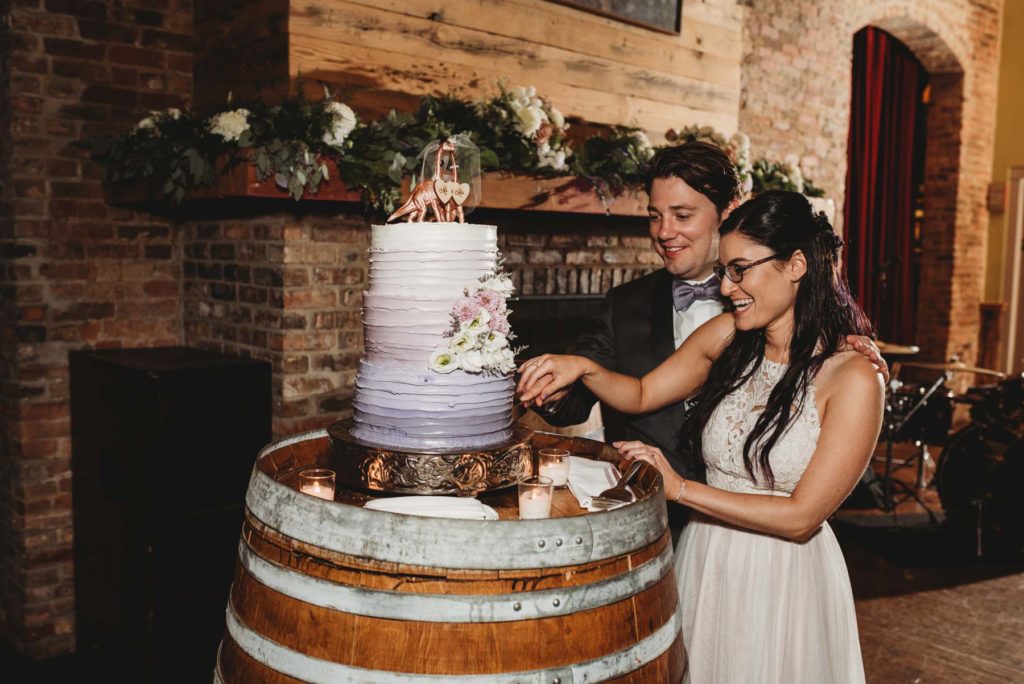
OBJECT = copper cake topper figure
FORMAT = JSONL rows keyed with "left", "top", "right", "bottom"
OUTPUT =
{"left": 387, "top": 139, "right": 472, "bottom": 223}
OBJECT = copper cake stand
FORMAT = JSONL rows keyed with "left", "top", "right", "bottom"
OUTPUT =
{"left": 327, "top": 419, "right": 534, "bottom": 495}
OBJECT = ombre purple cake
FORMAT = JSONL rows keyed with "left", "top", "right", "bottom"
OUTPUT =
{"left": 350, "top": 222, "right": 515, "bottom": 451}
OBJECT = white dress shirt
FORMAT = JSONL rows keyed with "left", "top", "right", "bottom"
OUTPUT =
{"left": 672, "top": 277, "right": 726, "bottom": 349}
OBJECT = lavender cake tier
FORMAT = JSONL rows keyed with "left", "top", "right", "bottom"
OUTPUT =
{"left": 351, "top": 222, "right": 515, "bottom": 451}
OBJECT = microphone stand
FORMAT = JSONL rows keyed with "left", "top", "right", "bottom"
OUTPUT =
{"left": 881, "top": 370, "right": 948, "bottom": 524}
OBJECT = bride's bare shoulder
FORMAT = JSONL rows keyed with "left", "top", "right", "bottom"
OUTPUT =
{"left": 818, "top": 349, "right": 886, "bottom": 400}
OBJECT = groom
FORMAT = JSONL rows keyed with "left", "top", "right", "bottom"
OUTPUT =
{"left": 531, "top": 142, "right": 886, "bottom": 538}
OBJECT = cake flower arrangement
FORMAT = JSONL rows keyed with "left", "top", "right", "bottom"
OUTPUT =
{"left": 429, "top": 270, "right": 519, "bottom": 376}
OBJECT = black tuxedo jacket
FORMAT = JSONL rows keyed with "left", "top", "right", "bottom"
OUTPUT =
{"left": 542, "top": 268, "right": 705, "bottom": 482}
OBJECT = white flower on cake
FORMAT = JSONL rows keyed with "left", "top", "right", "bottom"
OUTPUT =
{"left": 429, "top": 267, "right": 523, "bottom": 376}
{"left": 451, "top": 330, "right": 476, "bottom": 352}
{"left": 460, "top": 349, "right": 486, "bottom": 373}
{"left": 429, "top": 349, "right": 458, "bottom": 373}
{"left": 467, "top": 309, "right": 491, "bottom": 334}
{"left": 483, "top": 331, "right": 508, "bottom": 352}
{"left": 481, "top": 274, "right": 514, "bottom": 297}
{"left": 208, "top": 108, "right": 251, "bottom": 142}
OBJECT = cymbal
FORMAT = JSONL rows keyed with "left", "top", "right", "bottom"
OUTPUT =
{"left": 899, "top": 361, "right": 1006, "bottom": 378}
{"left": 876, "top": 340, "right": 920, "bottom": 356}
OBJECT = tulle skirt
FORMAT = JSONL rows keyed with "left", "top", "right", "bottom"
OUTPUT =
{"left": 676, "top": 514, "right": 865, "bottom": 684}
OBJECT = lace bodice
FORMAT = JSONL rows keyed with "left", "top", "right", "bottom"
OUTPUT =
{"left": 701, "top": 359, "right": 821, "bottom": 495}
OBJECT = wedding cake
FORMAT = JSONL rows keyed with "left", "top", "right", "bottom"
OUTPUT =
{"left": 350, "top": 221, "right": 517, "bottom": 451}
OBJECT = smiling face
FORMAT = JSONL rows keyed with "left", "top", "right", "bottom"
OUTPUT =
{"left": 718, "top": 231, "right": 804, "bottom": 337}
{"left": 647, "top": 177, "right": 724, "bottom": 280}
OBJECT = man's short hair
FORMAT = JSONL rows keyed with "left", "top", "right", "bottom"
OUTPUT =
{"left": 645, "top": 141, "right": 741, "bottom": 214}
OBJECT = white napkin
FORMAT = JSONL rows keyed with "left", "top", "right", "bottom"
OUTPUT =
{"left": 567, "top": 456, "right": 630, "bottom": 512}
{"left": 363, "top": 496, "right": 499, "bottom": 520}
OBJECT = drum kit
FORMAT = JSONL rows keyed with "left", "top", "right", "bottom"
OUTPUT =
{"left": 875, "top": 340, "right": 1023, "bottom": 555}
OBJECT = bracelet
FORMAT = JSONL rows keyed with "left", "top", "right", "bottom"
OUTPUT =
{"left": 673, "top": 478, "right": 687, "bottom": 504}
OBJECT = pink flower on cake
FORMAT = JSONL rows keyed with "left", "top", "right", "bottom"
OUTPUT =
{"left": 474, "top": 289, "right": 506, "bottom": 313}
{"left": 488, "top": 314, "right": 511, "bottom": 335}
{"left": 452, "top": 297, "right": 481, "bottom": 322}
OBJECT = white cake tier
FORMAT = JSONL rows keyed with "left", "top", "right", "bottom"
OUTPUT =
{"left": 351, "top": 222, "right": 515, "bottom": 451}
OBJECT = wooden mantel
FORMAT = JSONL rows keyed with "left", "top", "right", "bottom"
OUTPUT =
{"left": 105, "top": 164, "right": 649, "bottom": 217}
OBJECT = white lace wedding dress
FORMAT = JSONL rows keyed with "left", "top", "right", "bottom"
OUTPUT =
{"left": 676, "top": 358, "right": 865, "bottom": 683}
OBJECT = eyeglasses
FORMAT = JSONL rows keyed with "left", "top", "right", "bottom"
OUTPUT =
{"left": 713, "top": 254, "right": 781, "bottom": 283}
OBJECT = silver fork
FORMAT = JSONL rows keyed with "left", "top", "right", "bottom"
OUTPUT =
{"left": 590, "top": 461, "right": 643, "bottom": 509}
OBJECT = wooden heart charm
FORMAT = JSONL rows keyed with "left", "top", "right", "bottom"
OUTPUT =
{"left": 450, "top": 182, "right": 470, "bottom": 206}
{"left": 433, "top": 178, "right": 453, "bottom": 204}
{"left": 433, "top": 179, "right": 471, "bottom": 206}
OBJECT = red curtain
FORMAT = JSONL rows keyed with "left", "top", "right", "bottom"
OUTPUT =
{"left": 844, "top": 27, "right": 928, "bottom": 344}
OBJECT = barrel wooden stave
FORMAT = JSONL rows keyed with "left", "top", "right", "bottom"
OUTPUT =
{"left": 217, "top": 428, "right": 686, "bottom": 682}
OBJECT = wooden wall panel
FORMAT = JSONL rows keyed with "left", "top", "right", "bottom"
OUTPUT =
{"left": 288, "top": 0, "right": 742, "bottom": 139}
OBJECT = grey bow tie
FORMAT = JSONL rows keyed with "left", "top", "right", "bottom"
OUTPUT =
{"left": 672, "top": 276, "right": 723, "bottom": 312}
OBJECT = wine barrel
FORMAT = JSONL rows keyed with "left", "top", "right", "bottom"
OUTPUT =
{"left": 215, "top": 428, "right": 685, "bottom": 683}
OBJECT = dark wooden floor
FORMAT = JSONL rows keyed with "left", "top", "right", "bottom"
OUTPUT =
{"left": 4, "top": 445, "right": 1023, "bottom": 683}
{"left": 834, "top": 442, "right": 1024, "bottom": 683}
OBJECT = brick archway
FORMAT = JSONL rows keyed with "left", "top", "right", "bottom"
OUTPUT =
{"left": 850, "top": 8, "right": 988, "bottom": 373}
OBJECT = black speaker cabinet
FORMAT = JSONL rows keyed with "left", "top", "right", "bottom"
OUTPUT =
{"left": 70, "top": 347, "right": 271, "bottom": 681}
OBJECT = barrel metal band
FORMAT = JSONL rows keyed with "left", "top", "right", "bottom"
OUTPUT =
{"left": 224, "top": 599, "right": 682, "bottom": 683}
{"left": 247, "top": 432, "right": 666, "bottom": 570}
{"left": 238, "top": 537, "right": 673, "bottom": 622}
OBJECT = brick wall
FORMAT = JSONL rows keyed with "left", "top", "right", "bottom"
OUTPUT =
{"left": 180, "top": 210, "right": 651, "bottom": 439}
{"left": 739, "top": 0, "right": 1004, "bottom": 371}
{"left": 0, "top": 0, "right": 192, "bottom": 659}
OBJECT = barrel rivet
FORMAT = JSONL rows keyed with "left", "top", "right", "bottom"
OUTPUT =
{"left": 513, "top": 602, "right": 522, "bottom": 611}
{"left": 552, "top": 598, "right": 561, "bottom": 607}
{"left": 575, "top": 536, "right": 583, "bottom": 544}
{"left": 538, "top": 539, "right": 546, "bottom": 548}
{"left": 555, "top": 538, "right": 563, "bottom": 547}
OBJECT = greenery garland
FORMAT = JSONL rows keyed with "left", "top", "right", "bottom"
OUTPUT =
{"left": 85, "top": 83, "right": 824, "bottom": 215}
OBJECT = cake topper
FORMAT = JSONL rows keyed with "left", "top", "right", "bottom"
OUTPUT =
{"left": 387, "top": 135, "right": 481, "bottom": 223}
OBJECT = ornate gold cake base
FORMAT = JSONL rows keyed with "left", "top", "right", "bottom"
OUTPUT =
{"left": 326, "top": 419, "right": 534, "bottom": 495}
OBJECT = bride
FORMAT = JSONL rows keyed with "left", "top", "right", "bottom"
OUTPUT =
{"left": 517, "top": 191, "right": 882, "bottom": 683}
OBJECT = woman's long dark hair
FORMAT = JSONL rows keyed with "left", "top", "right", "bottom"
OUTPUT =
{"left": 680, "top": 191, "right": 872, "bottom": 487}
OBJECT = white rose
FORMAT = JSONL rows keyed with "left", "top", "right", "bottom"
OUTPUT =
{"left": 208, "top": 108, "right": 251, "bottom": 142}
{"left": 483, "top": 331, "right": 508, "bottom": 351}
{"left": 515, "top": 105, "right": 544, "bottom": 138}
{"left": 538, "top": 148, "right": 568, "bottom": 172}
{"left": 135, "top": 116, "right": 157, "bottom": 132}
{"left": 429, "top": 349, "right": 459, "bottom": 373}
{"left": 548, "top": 105, "right": 565, "bottom": 130}
{"left": 322, "top": 102, "right": 357, "bottom": 148}
{"left": 450, "top": 330, "right": 476, "bottom": 352}
{"left": 482, "top": 276, "right": 514, "bottom": 296}
{"left": 166, "top": 108, "right": 181, "bottom": 120}
{"left": 509, "top": 86, "right": 530, "bottom": 109}
{"left": 460, "top": 349, "right": 485, "bottom": 373}
{"left": 480, "top": 349, "right": 502, "bottom": 369}
{"left": 467, "top": 309, "right": 491, "bottom": 333}
{"left": 499, "top": 348, "right": 517, "bottom": 373}
{"left": 633, "top": 131, "right": 655, "bottom": 161}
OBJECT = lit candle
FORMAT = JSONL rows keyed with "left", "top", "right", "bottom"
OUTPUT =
{"left": 518, "top": 476, "right": 553, "bottom": 520}
{"left": 298, "top": 468, "right": 335, "bottom": 501}
{"left": 538, "top": 448, "right": 570, "bottom": 487}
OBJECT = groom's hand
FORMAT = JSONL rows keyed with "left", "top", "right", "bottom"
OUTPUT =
{"left": 846, "top": 335, "right": 889, "bottom": 383}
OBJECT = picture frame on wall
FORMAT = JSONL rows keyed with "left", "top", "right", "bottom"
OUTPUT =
{"left": 546, "top": 0, "right": 682, "bottom": 34}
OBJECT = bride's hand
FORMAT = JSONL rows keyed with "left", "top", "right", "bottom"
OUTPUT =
{"left": 516, "top": 354, "right": 590, "bottom": 406}
{"left": 614, "top": 440, "right": 685, "bottom": 503}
